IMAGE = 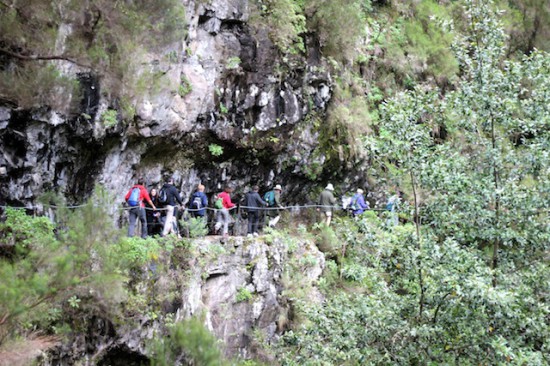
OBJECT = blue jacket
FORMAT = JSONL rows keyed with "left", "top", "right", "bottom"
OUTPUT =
{"left": 351, "top": 194, "right": 369, "bottom": 215}
{"left": 189, "top": 191, "right": 208, "bottom": 216}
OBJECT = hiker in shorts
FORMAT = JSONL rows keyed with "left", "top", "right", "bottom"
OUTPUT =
{"left": 214, "top": 186, "right": 235, "bottom": 240}
{"left": 125, "top": 177, "right": 156, "bottom": 238}
{"left": 265, "top": 184, "right": 283, "bottom": 228}
{"left": 318, "top": 183, "right": 337, "bottom": 226}
{"left": 188, "top": 184, "right": 208, "bottom": 219}
{"left": 160, "top": 177, "right": 183, "bottom": 237}
{"left": 245, "top": 185, "right": 266, "bottom": 237}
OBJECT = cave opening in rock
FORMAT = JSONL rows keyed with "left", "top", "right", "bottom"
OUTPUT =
{"left": 97, "top": 346, "right": 149, "bottom": 366}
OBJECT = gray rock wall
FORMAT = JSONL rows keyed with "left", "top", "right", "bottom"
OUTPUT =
{"left": 0, "top": 0, "right": 341, "bottom": 215}
{"left": 43, "top": 235, "right": 325, "bottom": 364}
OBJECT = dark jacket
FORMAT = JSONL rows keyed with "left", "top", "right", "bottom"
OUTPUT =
{"left": 318, "top": 189, "right": 337, "bottom": 212}
{"left": 245, "top": 191, "right": 266, "bottom": 212}
{"left": 146, "top": 195, "right": 161, "bottom": 221}
{"left": 162, "top": 184, "right": 183, "bottom": 206}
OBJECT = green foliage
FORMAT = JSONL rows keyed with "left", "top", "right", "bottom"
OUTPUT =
{"left": 236, "top": 287, "right": 253, "bottom": 303}
{"left": 305, "top": 0, "right": 371, "bottom": 61}
{"left": 279, "top": 2, "right": 550, "bottom": 364}
{"left": 0, "top": 188, "right": 128, "bottom": 343}
{"left": 0, "top": 63, "right": 81, "bottom": 111}
{"left": 226, "top": 57, "right": 242, "bottom": 69}
{"left": 321, "top": 80, "right": 377, "bottom": 163}
{"left": 178, "top": 75, "right": 193, "bottom": 97}
{"left": 313, "top": 224, "right": 339, "bottom": 257}
{"left": 179, "top": 217, "right": 208, "bottom": 238}
{"left": 255, "top": 0, "right": 306, "bottom": 54}
{"left": 497, "top": 0, "right": 550, "bottom": 53}
{"left": 0, "top": 208, "right": 55, "bottom": 251}
{"left": 149, "top": 318, "right": 227, "bottom": 366}
{"left": 101, "top": 109, "right": 118, "bottom": 128}
{"left": 399, "top": 0, "right": 458, "bottom": 81}
{"left": 219, "top": 102, "right": 229, "bottom": 115}
{"left": 208, "top": 143, "right": 224, "bottom": 157}
{"left": 279, "top": 216, "right": 550, "bottom": 364}
{"left": 115, "top": 237, "right": 162, "bottom": 267}
{"left": 0, "top": 0, "right": 186, "bottom": 109}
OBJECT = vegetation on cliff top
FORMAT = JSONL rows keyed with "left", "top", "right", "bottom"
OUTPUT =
{"left": 0, "top": 0, "right": 185, "bottom": 114}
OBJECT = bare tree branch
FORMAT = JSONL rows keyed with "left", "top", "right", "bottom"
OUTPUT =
{"left": 0, "top": 47, "right": 93, "bottom": 69}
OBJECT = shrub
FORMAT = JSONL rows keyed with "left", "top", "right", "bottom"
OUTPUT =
{"left": 149, "top": 318, "right": 227, "bottom": 366}
{"left": 236, "top": 287, "right": 253, "bottom": 303}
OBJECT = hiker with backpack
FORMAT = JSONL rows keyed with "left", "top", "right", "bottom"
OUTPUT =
{"left": 265, "top": 184, "right": 283, "bottom": 228}
{"left": 160, "top": 177, "right": 183, "bottom": 237}
{"left": 125, "top": 177, "right": 157, "bottom": 238}
{"left": 245, "top": 185, "right": 267, "bottom": 237}
{"left": 317, "top": 183, "right": 337, "bottom": 226}
{"left": 214, "top": 186, "right": 236, "bottom": 241}
{"left": 350, "top": 188, "right": 369, "bottom": 217}
{"left": 188, "top": 184, "right": 208, "bottom": 219}
{"left": 386, "top": 191, "right": 401, "bottom": 226}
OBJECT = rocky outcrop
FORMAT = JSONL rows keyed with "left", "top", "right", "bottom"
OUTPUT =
{"left": 42, "top": 235, "right": 325, "bottom": 364}
{"left": 0, "top": 0, "right": 343, "bottom": 216}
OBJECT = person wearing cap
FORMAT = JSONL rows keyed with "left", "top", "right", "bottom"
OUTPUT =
{"left": 266, "top": 184, "right": 283, "bottom": 228}
{"left": 351, "top": 188, "right": 369, "bottom": 217}
{"left": 318, "top": 183, "right": 337, "bottom": 226}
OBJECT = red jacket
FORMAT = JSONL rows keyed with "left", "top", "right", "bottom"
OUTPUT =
{"left": 218, "top": 191, "right": 235, "bottom": 209}
{"left": 125, "top": 185, "right": 151, "bottom": 208}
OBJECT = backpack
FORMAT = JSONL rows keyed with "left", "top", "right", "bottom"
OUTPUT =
{"left": 190, "top": 194, "right": 203, "bottom": 210}
{"left": 264, "top": 190, "right": 275, "bottom": 206}
{"left": 350, "top": 196, "right": 359, "bottom": 211}
{"left": 127, "top": 187, "right": 141, "bottom": 207}
{"left": 386, "top": 197, "right": 397, "bottom": 211}
{"left": 214, "top": 194, "right": 224, "bottom": 209}
{"left": 158, "top": 187, "right": 168, "bottom": 204}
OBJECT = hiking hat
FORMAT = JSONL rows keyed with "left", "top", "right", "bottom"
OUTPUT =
{"left": 274, "top": 184, "right": 282, "bottom": 191}
{"left": 325, "top": 183, "right": 334, "bottom": 191}
{"left": 357, "top": 188, "right": 364, "bottom": 194}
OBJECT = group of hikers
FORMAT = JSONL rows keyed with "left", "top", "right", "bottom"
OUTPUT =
{"left": 124, "top": 177, "right": 285, "bottom": 240}
{"left": 125, "top": 177, "right": 400, "bottom": 241}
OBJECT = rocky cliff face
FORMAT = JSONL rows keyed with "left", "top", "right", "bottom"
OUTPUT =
{"left": 42, "top": 235, "right": 325, "bottom": 364}
{"left": 0, "top": 0, "right": 341, "bottom": 213}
